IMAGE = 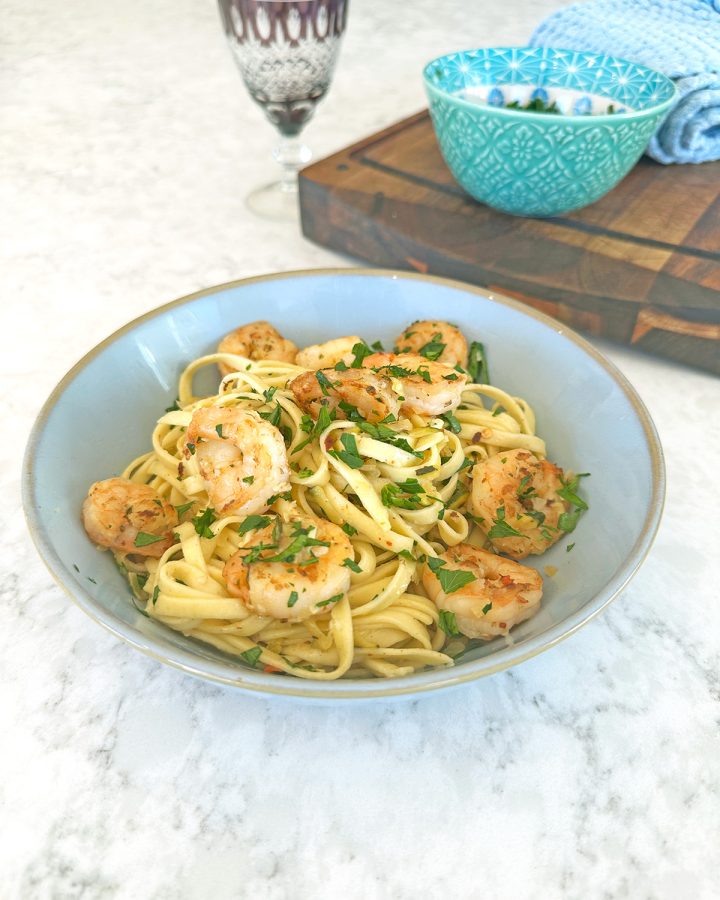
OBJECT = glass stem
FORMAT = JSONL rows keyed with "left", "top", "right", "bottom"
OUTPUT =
{"left": 272, "top": 137, "right": 312, "bottom": 193}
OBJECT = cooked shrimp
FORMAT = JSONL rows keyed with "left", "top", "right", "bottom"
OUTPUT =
{"left": 471, "top": 449, "right": 570, "bottom": 558}
{"left": 421, "top": 544, "right": 542, "bottom": 639}
{"left": 394, "top": 320, "right": 469, "bottom": 368}
{"left": 82, "top": 477, "right": 177, "bottom": 558}
{"left": 295, "top": 336, "right": 363, "bottom": 370}
{"left": 223, "top": 513, "right": 352, "bottom": 621}
{"left": 362, "top": 352, "right": 468, "bottom": 416}
{"left": 289, "top": 367, "right": 400, "bottom": 424}
{"left": 184, "top": 407, "right": 289, "bottom": 516}
{"left": 217, "top": 321, "right": 298, "bottom": 376}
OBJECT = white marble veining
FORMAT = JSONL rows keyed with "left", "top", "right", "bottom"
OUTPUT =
{"left": 3, "top": 0, "right": 720, "bottom": 897}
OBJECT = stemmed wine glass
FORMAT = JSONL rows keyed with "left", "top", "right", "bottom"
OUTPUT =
{"left": 218, "top": 0, "right": 349, "bottom": 220}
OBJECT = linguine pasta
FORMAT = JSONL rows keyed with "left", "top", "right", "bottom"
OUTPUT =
{"left": 110, "top": 345, "right": 548, "bottom": 681}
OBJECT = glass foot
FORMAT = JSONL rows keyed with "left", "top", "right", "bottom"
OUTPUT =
{"left": 245, "top": 180, "right": 300, "bottom": 221}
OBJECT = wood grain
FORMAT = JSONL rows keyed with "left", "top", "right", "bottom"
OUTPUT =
{"left": 299, "top": 111, "right": 720, "bottom": 375}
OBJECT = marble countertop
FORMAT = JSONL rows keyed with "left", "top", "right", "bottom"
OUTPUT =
{"left": 3, "top": 0, "right": 719, "bottom": 896}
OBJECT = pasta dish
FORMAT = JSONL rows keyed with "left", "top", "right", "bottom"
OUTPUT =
{"left": 82, "top": 319, "right": 588, "bottom": 679}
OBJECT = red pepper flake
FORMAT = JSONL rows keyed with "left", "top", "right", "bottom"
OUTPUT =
{"left": 501, "top": 575, "right": 513, "bottom": 586}
{"left": 264, "top": 665, "right": 281, "bottom": 673}
{"left": 177, "top": 462, "right": 184, "bottom": 479}
{"left": 325, "top": 435, "right": 334, "bottom": 450}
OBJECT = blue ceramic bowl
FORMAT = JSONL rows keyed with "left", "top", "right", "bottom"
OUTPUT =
{"left": 23, "top": 270, "right": 664, "bottom": 701}
{"left": 423, "top": 47, "right": 677, "bottom": 217}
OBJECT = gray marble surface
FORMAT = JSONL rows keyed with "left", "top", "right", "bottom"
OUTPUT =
{"left": 3, "top": 0, "right": 720, "bottom": 897}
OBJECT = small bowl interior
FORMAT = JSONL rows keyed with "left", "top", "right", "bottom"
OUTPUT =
{"left": 424, "top": 46, "right": 676, "bottom": 115}
{"left": 24, "top": 271, "right": 663, "bottom": 699}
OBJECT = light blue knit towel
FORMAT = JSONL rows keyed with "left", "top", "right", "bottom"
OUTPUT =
{"left": 531, "top": 0, "right": 720, "bottom": 164}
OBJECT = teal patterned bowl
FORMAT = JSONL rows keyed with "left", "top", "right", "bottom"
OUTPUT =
{"left": 423, "top": 47, "right": 676, "bottom": 217}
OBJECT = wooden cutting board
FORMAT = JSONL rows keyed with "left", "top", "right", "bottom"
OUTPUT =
{"left": 298, "top": 110, "right": 720, "bottom": 375}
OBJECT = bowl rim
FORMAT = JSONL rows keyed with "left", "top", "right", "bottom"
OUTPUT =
{"left": 422, "top": 45, "right": 677, "bottom": 121}
{"left": 22, "top": 267, "right": 666, "bottom": 701}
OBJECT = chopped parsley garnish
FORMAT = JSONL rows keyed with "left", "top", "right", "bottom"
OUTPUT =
{"left": 341, "top": 522, "right": 357, "bottom": 537}
{"left": 492, "top": 406, "right": 505, "bottom": 417}
{"left": 259, "top": 402, "right": 282, "bottom": 427}
{"left": 174, "top": 501, "right": 193, "bottom": 518}
{"left": 152, "top": 585, "right": 159, "bottom": 605}
{"left": 443, "top": 373, "right": 459, "bottom": 381}
{"left": 287, "top": 591, "right": 299, "bottom": 608}
{"left": 192, "top": 507, "right": 217, "bottom": 539}
{"left": 487, "top": 506, "right": 522, "bottom": 539}
{"left": 467, "top": 341, "right": 489, "bottom": 384}
{"left": 517, "top": 475, "right": 537, "bottom": 501}
{"left": 215, "top": 424, "right": 224, "bottom": 438}
{"left": 505, "top": 97, "right": 560, "bottom": 114}
{"left": 397, "top": 478, "right": 425, "bottom": 494}
{"left": 87, "top": 576, "right": 97, "bottom": 584}
{"left": 343, "top": 557, "right": 362, "bottom": 573}
{"left": 566, "top": 542, "right": 575, "bottom": 552}
{"left": 334, "top": 359, "right": 349, "bottom": 371}
{"left": 337, "top": 401, "right": 364, "bottom": 423}
{"left": 263, "top": 387, "right": 277, "bottom": 403}
{"left": 556, "top": 473, "right": 590, "bottom": 510}
{"left": 315, "top": 370, "right": 334, "bottom": 396}
{"left": 482, "top": 602, "right": 493, "bottom": 615}
{"left": 164, "top": 399, "right": 180, "bottom": 412}
{"left": 329, "top": 432, "right": 364, "bottom": 469}
{"left": 186, "top": 442, "right": 196, "bottom": 455}
{"left": 293, "top": 406, "right": 336, "bottom": 454}
{"left": 371, "top": 340, "right": 384, "bottom": 351}
{"left": 316, "top": 593, "right": 344, "bottom": 608}
{"left": 380, "top": 364, "right": 414, "bottom": 378}
{"left": 357, "top": 421, "right": 423, "bottom": 458}
{"left": 296, "top": 468, "right": 313, "bottom": 479}
{"left": 246, "top": 520, "right": 330, "bottom": 565}
{"left": 427, "top": 556, "right": 477, "bottom": 594}
{"left": 440, "top": 412, "right": 462, "bottom": 434}
{"left": 240, "top": 647, "right": 262, "bottom": 668}
{"left": 381, "top": 483, "right": 423, "bottom": 510}
{"left": 238, "top": 514, "right": 271, "bottom": 535}
{"left": 438, "top": 610, "right": 460, "bottom": 636}
{"left": 558, "top": 510, "right": 582, "bottom": 533}
{"left": 419, "top": 333, "right": 445, "bottom": 361}
{"left": 242, "top": 475, "right": 255, "bottom": 484}
{"left": 448, "top": 483, "right": 469, "bottom": 507}
{"left": 398, "top": 549, "right": 415, "bottom": 561}
{"left": 73, "top": 563, "right": 80, "bottom": 572}
{"left": 133, "top": 532, "right": 166, "bottom": 548}
{"left": 416, "top": 465, "right": 436, "bottom": 475}
{"left": 555, "top": 472, "right": 589, "bottom": 532}
{"left": 266, "top": 490, "right": 293, "bottom": 505}
{"left": 350, "top": 342, "right": 373, "bottom": 368}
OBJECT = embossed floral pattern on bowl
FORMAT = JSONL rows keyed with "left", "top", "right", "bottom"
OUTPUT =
{"left": 423, "top": 47, "right": 676, "bottom": 217}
